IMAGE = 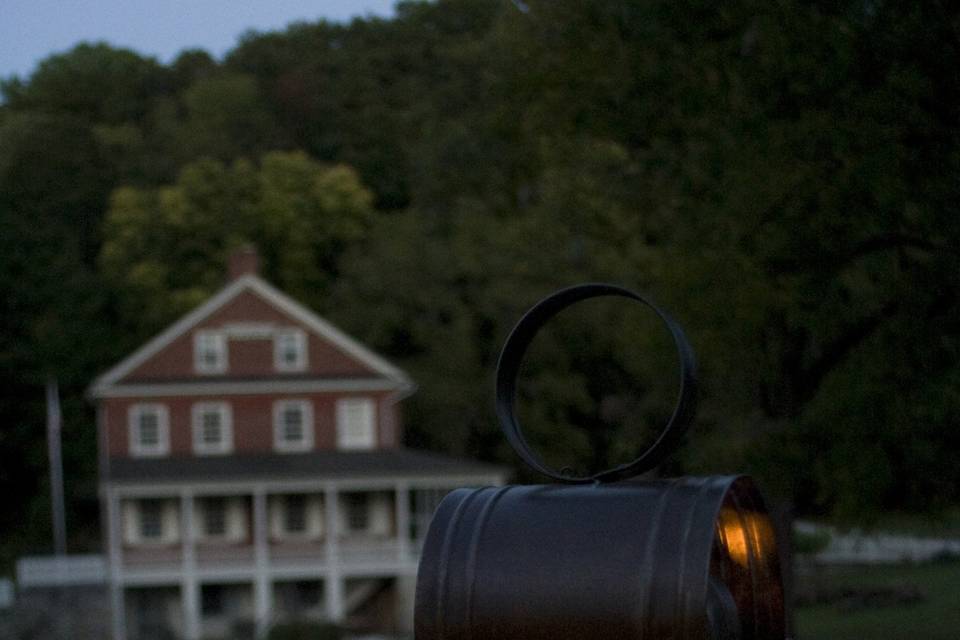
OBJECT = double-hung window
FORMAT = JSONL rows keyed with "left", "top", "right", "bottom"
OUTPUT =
{"left": 139, "top": 499, "right": 164, "bottom": 541}
{"left": 336, "top": 397, "right": 376, "bottom": 450}
{"left": 274, "top": 328, "right": 307, "bottom": 372}
{"left": 273, "top": 400, "right": 313, "bottom": 452}
{"left": 284, "top": 495, "right": 307, "bottom": 534}
{"left": 194, "top": 330, "right": 227, "bottom": 374}
{"left": 203, "top": 497, "right": 227, "bottom": 538}
{"left": 129, "top": 404, "right": 170, "bottom": 457}
{"left": 345, "top": 493, "right": 369, "bottom": 532}
{"left": 192, "top": 402, "right": 233, "bottom": 455}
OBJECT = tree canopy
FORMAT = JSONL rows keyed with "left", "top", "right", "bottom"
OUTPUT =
{"left": 1, "top": 0, "right": 958, "bottom": 567}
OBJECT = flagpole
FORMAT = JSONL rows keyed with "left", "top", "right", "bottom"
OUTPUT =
{"left": 46, "top": 378, "right": 66, "bottom": 556}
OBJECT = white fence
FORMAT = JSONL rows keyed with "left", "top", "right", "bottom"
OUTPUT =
{"left": 16, "top": 554, "right": 106, "bottom": 587}
{"left": 796, "top": 521, "right": 960, "bottom": 564}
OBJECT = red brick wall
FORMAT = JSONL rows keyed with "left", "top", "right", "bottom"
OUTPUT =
{"left": 123, "top": 290, "right": 375, "bottom": 382}
{"left": 103, "top": 391, "right": 399, "bottom": 457}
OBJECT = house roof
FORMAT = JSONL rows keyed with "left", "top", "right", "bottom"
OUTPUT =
{"left": 105, "top": 449, "right": 507, "bottom": 484}
{"left": 88, "top": 274, "right": 412, "bottom": 398}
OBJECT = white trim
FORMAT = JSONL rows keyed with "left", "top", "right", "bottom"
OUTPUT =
{"left": 273, "top": 399, "right": 315, "bottom": 453}
{"left": 191, "top": 402, "right": 233, "bottom": 456}
{"left": 128, "top": 404, "right": 170, "bottom": 457}
{"left": 88, "top": 274, "right": 412, "bottom": 397}
{"left": 274, "top": 327, "right": 308, "bottom": 372}
{"left": 96, "top": 377, "right": 402, "bottom": 398}
{"left": 90, "top": 277, "right": 248, "bottom": 393}
{"left": 336, "top": 397, "right": 376, "bottom": 450}
{"left": 246, "top": 277, "right": 409, "bottom": 383}
{"left": 194, "top": 330, "right": 228, "bottom": 375}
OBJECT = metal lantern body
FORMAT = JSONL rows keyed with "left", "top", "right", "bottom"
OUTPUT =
{"left": 415, "top": 477, "right": 785, "bottom": 640}
{"left": 414, "top": 284, "right": 787, "bottom": 640}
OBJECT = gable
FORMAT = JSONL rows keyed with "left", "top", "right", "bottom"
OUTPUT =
{"left": 90, "top": 276, "right": 410, "bottom": 396}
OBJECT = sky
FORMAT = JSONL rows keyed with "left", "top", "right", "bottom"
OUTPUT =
{"left": 0, "top": 0, "right": 398, "bottom": 79}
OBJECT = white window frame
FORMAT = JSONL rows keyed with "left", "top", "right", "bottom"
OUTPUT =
{"left": 191, "top": 402, "right": 233, "bottom": 455}
{"left": 274, "top": 328, "right": 308, "bottom": 372}
{"left": 194, "top": 330, "right": 227, "bottom": 375}
{"left": 273, "top": 400, "right": 314, "bottom": 453}
{"left": 128, "top": 404, "right": 170, "bottom": 457}
{"left": 336, "top": 397, "right": 376, "bottom": 450}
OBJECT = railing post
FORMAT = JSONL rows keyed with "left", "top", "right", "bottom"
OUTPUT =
{"left": 106, "top": 488, "right": 126, "bottom": 640}
{"left": 180, "top": 491, "right": 200, "bottom": 640}
{"left": 395, "top": 481, "right": 411, "bottom": 565}
{"left": 253, "top": 488, "right": 272, "bottom": 638}
{"left": 324, "top": 483, "right": 345, "bottom": 622}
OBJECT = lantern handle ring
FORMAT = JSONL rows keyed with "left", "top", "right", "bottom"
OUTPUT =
{"left": 495, "top": 283, "right": 697, "bottom": 483}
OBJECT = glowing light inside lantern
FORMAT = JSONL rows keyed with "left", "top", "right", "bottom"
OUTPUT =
{"left": 717, "top": 508, "right": 778, "bottom": 569}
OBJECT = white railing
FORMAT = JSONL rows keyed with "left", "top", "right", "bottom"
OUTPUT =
{"left": 16, "top": 554, "right": 106, "bottom": 587}
{"left": 339, "top": 539, "right": 402, "bottom": 566}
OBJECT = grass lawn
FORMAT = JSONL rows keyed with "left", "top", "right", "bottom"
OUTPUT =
{"left": 796, "top": 560, "right": 960, "bottom": 639}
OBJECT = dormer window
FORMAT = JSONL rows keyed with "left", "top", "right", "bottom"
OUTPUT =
{"left": 274, "top": 328, "right": 307, "bottom": 372}
{"left": 129, "top": 404, "right": 170, "bottom": 457}
{"left": 192, "top": 402, "right": 233, "bottom": 455}
{"left": 273, "top": 400, "right": 314, "bottom": 452}
{"left": 194, "top": 330, "right": 227, "bottom": 374}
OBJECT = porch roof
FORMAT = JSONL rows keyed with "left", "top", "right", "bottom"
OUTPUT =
{"left": 105, "top": 448, "right": 506, "bottom": 484}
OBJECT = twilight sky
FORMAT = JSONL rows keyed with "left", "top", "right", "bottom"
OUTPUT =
{"left": 0, "top": 0, "right": 398, "bottom": 79}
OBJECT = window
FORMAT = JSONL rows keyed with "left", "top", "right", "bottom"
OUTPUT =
{"left": 203, "top": 498, "right": 227, "bottom": 537}
{"left": 295, "top": 581, "right": 320, "bottom": 608}
{"left": 140, "top": 499, "right": 164, "bottom": 540}
{"left": 274, "top": 328, "right": 307, "bottom": 372}
{"left": 346, "top": 493, "right": 369, "bottom": 532}
{"left": 192, "top": 403, "right": 233, "bottom": 455}
{"left": 273, "top": 400, "right": 313, "bottom": 452}
{"left": 284, "top": 495, "right": 307, "bottom": 534}
{"left": 194, "top": 330, "right": 227, "bottom": 374}
{"left": 129, "top": 404, "right": 170, "bottom": 457}
{"left": 201, "top": 585, "right": 224, "bottom": 616}
{"left": 336, "top": 397, "right": 376, "bottom": 450}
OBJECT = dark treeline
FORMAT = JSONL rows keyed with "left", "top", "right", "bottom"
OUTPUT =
{"left": 1, "top": 0, "right": 958, "bottom": 566}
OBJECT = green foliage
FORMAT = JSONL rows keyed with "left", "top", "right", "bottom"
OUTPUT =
{"left": 99, "top": 151, "right": 374, "bottom": 330}
{"left": 0, "top": 0, "right": 959, "bottom": 565}
{"left": 796, "top": 561, "right": 960, "bottom": 640}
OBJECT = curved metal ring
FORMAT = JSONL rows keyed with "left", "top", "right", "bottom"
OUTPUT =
{"left": 494, "top": 283, "right": 698, "bottom": 483}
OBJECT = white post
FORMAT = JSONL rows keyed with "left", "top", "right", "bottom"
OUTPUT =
{"left": 181, "top": 492, "right": 200, "bottom": 640}
{"left": 46, "top": 378, "right": 67, "bottom": 556}
{"left": 253, "top": 488, "right": 272, "bottom": 638}
{"left": 324, "top": 484, "right": 345, "bottom": 622}
{"left": 395, "top": 482, "right": 411, "bottom": 565}
{"left": 106, "top": 489, "right": 126, "bottom": 640}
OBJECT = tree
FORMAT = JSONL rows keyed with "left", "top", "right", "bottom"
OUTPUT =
{"left": 99, "top": 151, "right": 375, "bottom": 336}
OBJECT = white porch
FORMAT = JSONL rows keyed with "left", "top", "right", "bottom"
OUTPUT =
{"left": 104, "top": 475, "right": 499, "bottom": 640}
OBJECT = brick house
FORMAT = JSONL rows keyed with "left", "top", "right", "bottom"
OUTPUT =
{"left": 89, "top": 248, "right": 505, "bottom": 640}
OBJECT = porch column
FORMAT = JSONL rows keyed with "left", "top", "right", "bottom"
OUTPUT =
{"left": 395, "top": 481, "right": 411, "bottom": 565}
{"left": 253, "top": 488, "right": 272, "bottom": 638}
{"left": 106, "top": 488, "right": 126, "bottom": 640}
{"left": 323, "top": 483, "right": 345, "bottom": 622}
{"left": 180, "top": 491, "right": 200, "bottom": 640}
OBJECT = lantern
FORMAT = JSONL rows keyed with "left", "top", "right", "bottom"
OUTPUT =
{"left": 415, "top": 284, "right": 786, "bottom": 640}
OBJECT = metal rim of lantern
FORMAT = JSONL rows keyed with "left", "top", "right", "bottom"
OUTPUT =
{"left": 494, "top": 282, "right": 698, "bottom": 483}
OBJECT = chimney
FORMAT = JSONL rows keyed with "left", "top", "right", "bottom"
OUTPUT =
{"left": 228, "top": 244, "right": 260, "bottom": 280}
